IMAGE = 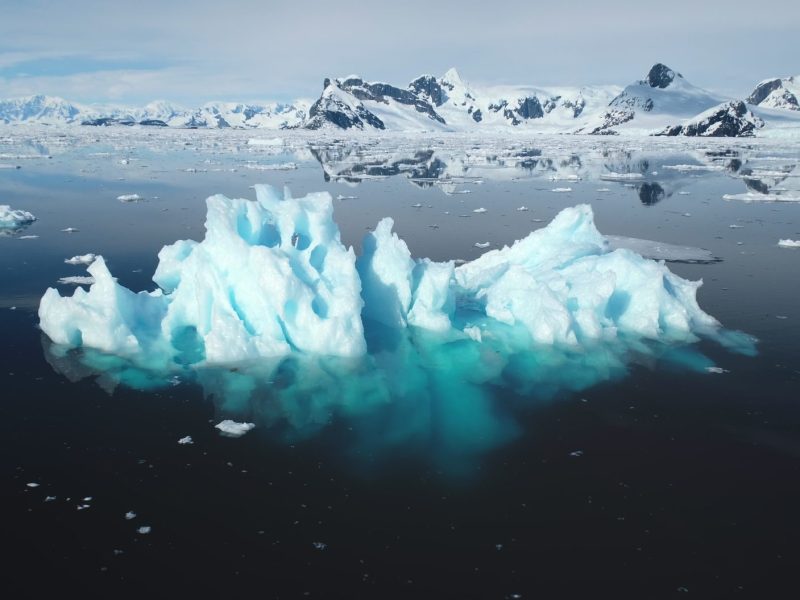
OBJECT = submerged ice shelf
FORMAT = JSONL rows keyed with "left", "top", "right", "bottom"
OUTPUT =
{"left": 39, "top": 184, "right": 744, "bottom": 371}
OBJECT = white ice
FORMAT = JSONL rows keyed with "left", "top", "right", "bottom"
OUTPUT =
{"left": 0, "top": 204, "right": 36, "bottom": 228}
{"left": 39, "top": 185, "right": 727, "bottom": 369}
{"left": 778, "top": 239, "right": 800, "bottom": 248}
{"left": 65, "top": 254, "right": 97, "bottom": 265}
{"left": 215, "top": 420, "right": 255, "bottom": 437}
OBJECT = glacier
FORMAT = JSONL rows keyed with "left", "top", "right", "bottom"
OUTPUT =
{"left": 39, "top": 184, "right": 743, "bottom": 373}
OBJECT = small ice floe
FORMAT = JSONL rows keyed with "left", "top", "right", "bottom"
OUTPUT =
{"left": 58, "top": 276, "right": 95, "bottom": 286}
{"left": 678, "top": 191, "right": 691, "bottom": 195}
{"left": 705, "top": 366, "right": 729, "bottom": 374}
{"left": 729, "top": 224, "right": 744, "bottom": 229}
{"left": 44, "top": 496, "right": 56, "bottom": 502}
{"left": 0, "top": 205, "right": 36, "bottom": 229}
{"left": 778, "top": 239, "right": 800, "bottom": 248}
{"left": 65, "top": 254, "right": 97, "bottom": 266}
{"left": 411, "top": 203, "right": 423, "bottom": 208}
{"left": 682, "top": 212, "right": 691, "bottom": 217}
{"left": 312, "top": 542, "right": 327, "bottom": 550}
{"left": 117, "top": 194, "right": 143, "bottom": 203}
{"left": 61, "top": 227, "right": 79, "bottom": 233}
{"left": 596, "top": 188, "right": 611, "bottom": 192}
{"left": 215, "top": 420, "right": 255, "bottom": 438}
{"left": 177, "top": 436, "right": 193, "bottom": 445}
{"left": 26, "top": 482, "right": 40, "bottom": 488}
{"left": 119, "top": 159, "right": 129, "bottom": 165}
{"left": 77, "top": 504, "right": 91, "bottom": 511}
{"left": 136, "top": 526, "right": 151, "bottom": 535}
{"left": 18, "top": 235, "right": 38, "bottom": 239}
{"left": 244, "top": 162, "right": 297, "bottom": 171}
{"left": 516, "top": 206, "right": 529, "bottom": 211}
{"left": 473, "top": 207, "right": 487, "bottom": 213}
{"left": 474, "top": 242, "right": 491, "bottom": 249}
{"left": 125, "top": 511, "right": 137, "bottom": 520}
{"left": 551, "top": 187, "right": 572, "bottom": 193}
{"left": 336, "top": 194, "right": 358, "bottom": 200}
{"left": 606, "top": 236, "right": 718, "bottom": 263}
{"left": 600, "top": 172, "right": 643, "bottom": 181}
{"left": 569, "top": 450, "right": 584, "bottom": 457}
{"left": 463, "top": 325, "right": 482, "bottom": 343}
{"left": 247, "top": 137, "right": 283, "bottom": 146}
{"left": 723, "top": 192, "right": 800, "bottom": 202}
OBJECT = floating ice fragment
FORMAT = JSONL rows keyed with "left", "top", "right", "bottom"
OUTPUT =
{"left": 0, "top": 205, "right": 36, "bottom": 229}
{"left": 117, "top": 194, "right": 143, "bottom": 202}
{"left": 57, "top": 276, "right": 96, "bottom": 286}
{"left": 463, "top": 325, "right": 482, "bottom": 342}
{"left": 244, "top": 162, "right": 297, "bottom": 171}
{"left": 606, "top": 236, "right": 719, "bottom": 263}
{"left": 723, "top": 192, "right": 800, "bottom": 203}
{"left": 516, "top": 206, "right": 529, "bottom": 211}
{"left": 474, "top": 242, "right": 491, "bottom": 249}
{"left": 26, "top": 482, "right": 40, "bottom": 488}
{"left": 705, "top": 366, "right": 728, "bottom": 374}
{"left": 215, "top": 420, "right": 255, "bottom": 437}
{"left": 778, "top": 239, "right": 800, "bottom": 248}
{"left": 569, "top": 450, "right": 584, "bottom": 457}
{"left": 336, "top": 194, "right": 358, "bottom": 200}
{"left": 551, "top": 187, "right": 572, "bottom": 193}
{"left": 125, "top": 511, "right": 136, "bottom": 520}
{"left": 45, "top": 496, "right": 56, "bottom": 502}
{"left": 473, "top": 207, "right": 487, "bottom": 213}
{"left": 137, "top": 526, "right": 151, "bottom": 534}
{"left": 65, "top": 254, "right": 97, "bottom": 266}
{"left": 18, "top": 235, "right": 38, "bottom": 239}
{"left": 312, "top": 542, "right": 327, "bottom": 550}
{"left": 178, "top": 436, "right": 193, "bottom": 445}
{"left": 61, "top": 227, "right": 79, "bottom": 233}
{"left": 600, "top": 172, "right": 643, "bottom": 181}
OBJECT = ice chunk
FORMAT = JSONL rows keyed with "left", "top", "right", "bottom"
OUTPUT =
{"left": 778, "top": 239, "right": 800, "bottom": 248}
{"left": 65, "top": 254, "right": 97, "bottom": 266}
{"left": 57, "top": 276, "right": 96, "bottom": 286}
{"left": 474, "top": 242, "right": 491, "bottom": 248}
{"left": 551, "top": 187, "right": 572, "bottom": 193}
{"left": 0, "top": 205, "right": 36, "bottom": 229}
{"left": 215, "top": 420, "right": 255, "bottom": 437}
{"left": 177, "top": 435, "right": 193, "bottom": 445}
{"left": 473, "top": 207, "right": 487, "bottom": 213}
{"left": 117, "top": 194, "right": 143, "bottom": 202}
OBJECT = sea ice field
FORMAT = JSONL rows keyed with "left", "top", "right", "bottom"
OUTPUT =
{"left": 2, "top": 127, "right": 800, "bottom": 597}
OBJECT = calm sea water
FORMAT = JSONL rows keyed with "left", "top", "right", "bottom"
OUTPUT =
{"left": 1, "top": 128, "right": 799, "bottom": 598}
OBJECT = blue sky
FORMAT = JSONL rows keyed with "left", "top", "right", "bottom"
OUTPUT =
{"left": 1, "top": 0, "right": 798, "bottom": 106}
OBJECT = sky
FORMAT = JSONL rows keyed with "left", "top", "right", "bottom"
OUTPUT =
{"left": 1, "top": 0, "right": 798, "bottom": 106}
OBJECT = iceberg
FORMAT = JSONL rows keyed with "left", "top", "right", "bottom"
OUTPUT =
{"left": 0, "top": 204, "right": 36, "bottom": 233}
{"left": 39, "top": 184, "right": 740, "bottom": 373}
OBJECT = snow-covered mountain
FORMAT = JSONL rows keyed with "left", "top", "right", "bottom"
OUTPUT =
{"left": 2, "top": 64, "right": 800, "bottom": 137}
{"left": 0, "top": 95, "right": 82, "bottom": 124}
{"left": 302, "top": 69, "right": 620, "bottom": 131}
{"left": 0, "top": 95, "right": 310, "bottom": 129}
{"left": 746, "top": 75, "right": 800, "bottom": 111}
{"left": 576, "top": 64, "right": 726, "bottom": 135}
{"left": 657, "top": 101, "right": 764, "bottom": 137}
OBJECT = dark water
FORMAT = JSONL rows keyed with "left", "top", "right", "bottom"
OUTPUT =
{"left": 1, "top": 129, "right": 800, "bottom": 598}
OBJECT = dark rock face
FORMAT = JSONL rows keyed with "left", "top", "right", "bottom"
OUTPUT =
{"left": 139, "top": 119, "right": 168, "bottom": 127}
{"left": 579, "top": 109, "right": 634, "bottom": 135}
{"left": 517, "top": 97, "right": 544, "bottom": 119}
{"left": 658, "top": 100, "right": 764, "bottom": 137}
{"left": 336, "top": 78, "right": 446, "bottom": 125}
{"left": 645, "top": 64, "right": 680, "bottom": 89}
{"left": 304, "top": 85, "right": 386, "bottom": 131}
{"left": 472, "top": 109, "right": 482, "bottom": 123}
{"left": 409, "top": 76, "right": 446, "bottom": 106}
{"left": 747, "top": 78, "right": 783, "bottom": 105}
{"left": 81, "top": 117, "right": 135, "bottom": 126}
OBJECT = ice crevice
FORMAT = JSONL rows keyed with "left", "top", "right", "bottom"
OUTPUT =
{"left": 38, "top": 184, "right": 749, "bottom": 370}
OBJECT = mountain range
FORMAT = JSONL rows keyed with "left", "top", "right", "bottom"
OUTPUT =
{"left": 2, "top": 64, "right": 799, "bottom": 137}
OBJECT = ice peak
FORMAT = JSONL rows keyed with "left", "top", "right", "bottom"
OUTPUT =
{"left": 442, "top": 68, "right": 465, "bottom": 87}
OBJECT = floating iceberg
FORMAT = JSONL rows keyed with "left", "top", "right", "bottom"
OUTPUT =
{"left": 39, "top": 184, "right": 740, "bottom": 373}
{"left": 0, "top": 204, "right": 36, "bottom": 233}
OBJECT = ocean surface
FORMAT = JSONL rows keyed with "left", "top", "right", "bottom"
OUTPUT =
{"left": 1, "top": 128, "right": 799, "bottom": 598}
